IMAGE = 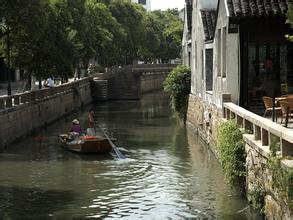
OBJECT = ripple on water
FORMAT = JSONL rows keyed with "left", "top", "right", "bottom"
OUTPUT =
{"left": 0, "top": 93, "right": 262, "bottom": 220}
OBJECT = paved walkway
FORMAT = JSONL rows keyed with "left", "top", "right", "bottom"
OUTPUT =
{"left": 0, "top": 78, "right": 78, "bottom": 97}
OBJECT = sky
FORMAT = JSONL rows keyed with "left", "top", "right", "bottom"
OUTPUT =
{"left": 151, "top": 0, "right": 185, "bottom": 11}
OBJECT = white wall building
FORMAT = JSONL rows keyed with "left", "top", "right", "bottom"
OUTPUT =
{"left": 132, "top": 0, "right": 151, "bottom": 11}
{"left": 183, "top": 0, "right": 292, "bottom": 112}
{"left": 181, "top": 1, "right": 192, "bottom": 67}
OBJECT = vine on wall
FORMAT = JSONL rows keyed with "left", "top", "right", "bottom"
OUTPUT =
{"left": 217, "top": 120, "right": 246, "bottom": 187}
{"left": 268, "top": 155, "right": 293, "bottom": 210}
{"left": 248, "top": 183, "right": 266, "bottom": 213}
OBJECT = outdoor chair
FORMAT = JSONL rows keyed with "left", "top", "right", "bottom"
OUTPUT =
{"left": 262, "top": 96, "right": 281, "bottom": 118}
{"left": 284, "top": 96, "right": 293, "bottom": 103}
{"left": 279, "top": 101, "right": 293, "bottom": 125}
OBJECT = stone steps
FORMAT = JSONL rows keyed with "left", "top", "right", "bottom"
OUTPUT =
{"left": 93, "top": 80, "right": 108, "bottom": 101}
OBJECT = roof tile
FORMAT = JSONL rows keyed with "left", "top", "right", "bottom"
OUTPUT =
{"left": 227, "top": 0, "right": 288, "bottom": 17}
{"left": 200, "top": 9, "right": 217, "bottom": 41}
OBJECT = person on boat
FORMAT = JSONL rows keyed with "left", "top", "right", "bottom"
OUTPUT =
{"left": 87, "top": 109, "right": 96, "bottom": 136}
{"left": 70, "top": 119, "right": 82, "bottom": 134}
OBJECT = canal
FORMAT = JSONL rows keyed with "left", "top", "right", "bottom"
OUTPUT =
{"left": 0, "top": 91, "right": 262, "bottom": 219}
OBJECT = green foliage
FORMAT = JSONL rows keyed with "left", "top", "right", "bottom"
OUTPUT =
{"left": 267, "top": 156, "right": 293, "bottom": 207}
{"left": 248, "top": 183, "right": 266, "bottom": 213}
{"left": 217, "top": 120, "right": 246, "bottom": 186}
{"left": 287, "top": 2, "right": 293, "bottom": 41}
{"left": 150, "top": 9, "right": 183, "bottom": 62}
{"left": 163, "top": 65, "right": 191, "bottom": 120}
{"left": 270, "top": 134, "right": 281, "bottom": 156}
{"left": 0, "top": 0, "right": 183, "bottom": 83}
{"left": 288, "top": 2, "right": 293, "bottom": 28}
{"left": 267, "top": 135, "right": 293, "bottom": 207}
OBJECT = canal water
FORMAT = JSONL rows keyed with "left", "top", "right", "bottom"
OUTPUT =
{"left": 0, "top": 92, "right": 262, "bottom": 219}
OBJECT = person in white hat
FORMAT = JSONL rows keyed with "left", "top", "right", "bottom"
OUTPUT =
{"left": 70, "top": 119, "right": 82, "bottom": 134}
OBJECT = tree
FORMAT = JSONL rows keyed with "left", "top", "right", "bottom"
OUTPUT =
{"left": 0, "top": 0, "right": 53, "bottom": 88}
{"left": 0, "top": 0, "right": 184, "bottom": 87}
{"left": 149, "top": 9, "right": 183, "bottom": 63}
{"left": 163, "top": 65, "right": 191, "bottom": 121}
{"left": 109, "top": 0, "right": 146, "bottom": 64}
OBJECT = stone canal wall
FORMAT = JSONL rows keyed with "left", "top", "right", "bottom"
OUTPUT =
{"left": 140, "top": 72, "right": 169, "bottom": 94}
{"left": 107, "top": 71, "right": 141, "bottom": 100}
{"left": 187, "top": 94, "right": 293, "bottom": 219}
{"left": 186, "top": 94, "right": 222, "bottom": 151}
{"left": 92, "top": 71, "right": 169, "bottom": 101}
{"left": 0, "top": 70, "right": 170, "bottom": 149}
{"left": 0, "top": 77, "right": 93, "bottom": 150}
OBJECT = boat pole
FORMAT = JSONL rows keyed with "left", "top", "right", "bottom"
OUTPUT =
{"left": 95, "top": 123, "right": 125, "bottom": 159}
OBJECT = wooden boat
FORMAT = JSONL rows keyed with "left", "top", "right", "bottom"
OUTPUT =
{"left": 58, "top": 133, "right": 112, "bottom": 154}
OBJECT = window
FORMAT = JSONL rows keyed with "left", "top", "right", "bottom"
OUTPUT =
{"left": 247, "top": 43, "right": 293, "bottom": 111}
{"left": 138, "top": 0, "right": 146, "bottom": 5}
{"left": 206, "top": 49, "right": 213, "bottom": 91}
{"left": 217, "top": 29, "right": 221, "bottom": 76}
{"left": 222, "top": 27, "right": 227, "bottom": 77}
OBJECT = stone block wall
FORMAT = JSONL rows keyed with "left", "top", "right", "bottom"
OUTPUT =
{"left": 245, "top": 136, "right": 293, "bottom": 219}
{"left": 107, "top": 72, "right": 141, "bottom": 100}
{"left": 187, "top": 93, "right": 293, "bottom": 219}
{"left": 186, "top": 93, "right": 223, "bottom": 155}
{"left": 140, "top": 72, "right": 168, "bottom": 93}
{"left": 106, "top": 71, "right": 169, "bottom": 100}
{"left": 0, "top": 78, "right": 93, "bottom": 149}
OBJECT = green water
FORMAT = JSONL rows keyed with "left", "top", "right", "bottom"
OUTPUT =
{"left": 0, "top": 92, "right": 262, "bottom": 219}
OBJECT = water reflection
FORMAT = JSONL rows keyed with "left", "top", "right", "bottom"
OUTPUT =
{"left": 0, "top": 91, "right": 262, "bottom": 219}
{"left": 0, "top": 186, "right": 77, "bottom": 219}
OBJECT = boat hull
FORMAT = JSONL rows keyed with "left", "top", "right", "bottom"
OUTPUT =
{"left": 58, "top": 135, "right": 112, "bottom": 154}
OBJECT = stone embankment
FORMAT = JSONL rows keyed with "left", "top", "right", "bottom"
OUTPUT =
{"left": 92, "top": 64, "right": 175, "bottom": 100}
{"left": 0, "top": 77, "right": 93, "bottom": 150}
{"left": 187, "top": 94, "right": 293, "bottom": 219}
{"left": 0, "top": 66, "right": 172, "bottom": 150}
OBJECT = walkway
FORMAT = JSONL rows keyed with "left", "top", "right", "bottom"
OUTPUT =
{"left": 0, "top": 82, "right": 23, "bottom": 97}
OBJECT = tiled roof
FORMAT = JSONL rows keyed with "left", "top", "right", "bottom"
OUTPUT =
{"left": 200, "top": 9, "right": 217, "bottom": 41}
{"left": 186, "top": 0, "right": 193, "bottom": 31}
{"left": 226, "top": 0, "right": 288, "bottom": 17}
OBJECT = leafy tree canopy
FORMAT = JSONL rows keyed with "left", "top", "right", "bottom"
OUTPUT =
{"left": 0, "top": 0, "right": 183, "bottom": 81}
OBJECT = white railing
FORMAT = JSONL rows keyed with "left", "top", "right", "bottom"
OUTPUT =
{"left": 223, "top": 102, "right": 293, "bottom": 157}
{"left": 0, "top": 77, "right": 92, "bottom": 111}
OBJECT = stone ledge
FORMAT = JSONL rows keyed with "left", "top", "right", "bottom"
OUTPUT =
{"left": 282, "top": 159, "right": 293, "bottom": 171}
{"left": 243, "top": 134, "right": 270, "bottom": 158}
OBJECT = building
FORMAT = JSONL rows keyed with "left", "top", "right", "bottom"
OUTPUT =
{"left": 184, "top": 0, "right": 293, "bottom": 120}
{"left": 183, "top": 1, "right": 293, "bottom": 218}
{"left": 181, "top": 0, "right": 192, "bottom": 67}
{"left": 132, "top": 0, "right": 151, "bottom": 11}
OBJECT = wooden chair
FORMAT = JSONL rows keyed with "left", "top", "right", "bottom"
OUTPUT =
{"left": 262, "top": 96, "right": 281, "bottom": 118}
{"left": 284, "top": 96, "right": 293, "bottom": 103}
{"left": 279, "top": 101, "right": 293, "bottom": 124}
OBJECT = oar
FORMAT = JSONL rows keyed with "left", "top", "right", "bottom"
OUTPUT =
{"left": 103, "top": 129, "right": 125, "bottom": 159}
{"left": 95, "top": 123, "right": 125, "bottom": 159}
